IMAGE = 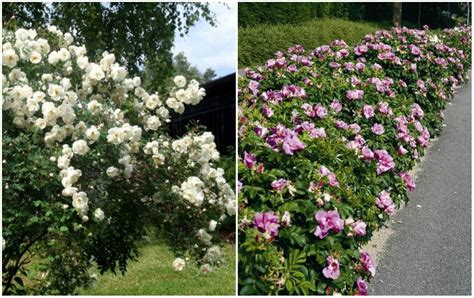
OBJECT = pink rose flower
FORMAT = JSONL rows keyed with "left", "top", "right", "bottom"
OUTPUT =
{"left": 271, "top": 179, "right": 288, "bottom": 192}
{"left": 243, "top": 152, "right": 257, "bottom": 169}
{"left": 362, "top": 105, "right": 374, "bottom": 119}
{"left": 314, "top": 209, "right": 344, "bottom": 239}
{"left": 376, "top": 190, "right": 395, "bottom": 215}
{"left": 322, "top": 256, "right": 340, "bottom": 280}
{"left": 371, "top": 123, "right": 385, "bottom": 135}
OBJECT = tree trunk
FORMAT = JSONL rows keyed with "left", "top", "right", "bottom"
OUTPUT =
{"left": 392, "top": 2, "right": 402, "bottom": 27}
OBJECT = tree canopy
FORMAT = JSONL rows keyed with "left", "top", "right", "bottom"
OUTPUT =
{"left": 2, "top": 2, "right": 217, "bottom": 91}
{"left": 171, "top": 52, "right": 216, "bottom": 84}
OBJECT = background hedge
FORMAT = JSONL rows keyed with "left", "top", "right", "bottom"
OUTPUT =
{"left": 239, "top": 18, "right": 381, "bottom": 68}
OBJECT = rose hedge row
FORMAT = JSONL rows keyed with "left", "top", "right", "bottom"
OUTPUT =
{"left": 238, "top": 26, "right": 471, "bottom": 295}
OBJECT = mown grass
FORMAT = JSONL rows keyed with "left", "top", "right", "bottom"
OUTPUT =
{"left": 80, "top": 239, "right": 236, "bottom": 295}
{"left": 239, "top": 18, "right": 384, "bottom": 68}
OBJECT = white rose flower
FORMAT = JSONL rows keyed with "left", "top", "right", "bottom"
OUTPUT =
{"left": 175, "top": 89, "right": 190, "bottom": 104}
{"left": 145, "top": 94, "right": 160, "bottom": 110}
{"left": 77, "top": 56, "right": 89, "bottom": 69}
{"left": 87, "top": 63, "right": 105, "bottom": 81}
{"left": 87, "top": 100, "right": 102, "bottom": 115}
{"left": 174, "top": 102, "right": 185, "bottom": 114}
{"left": 130, "top": 126, "right": 142, "bottom": 142}
{"left": 37, "top": 38, "right": 50, "bottom": 54}
{"left": 180, "top": 177, "right": 205, "bottom": 206}
{"left": 132, "top": 76, "right": 141, "bottom": 87}
{"left": 86, "top": 126, "right": 100, "bottom": 142}
{"left": 57, "top": 48, "right": 71, "bottom": 61}
{"left": 41, "top": 102, "right": 58, "bottom": 124}
{"left": 146, "top": 116, "right": 161, "bottom": 131}
{"left": 197, "top": 229, "right": 212, "bottom": 245}
{"left": 15, "top": 28, "right": 29, "bottom": 40}
{"left": 47, "top": 25, "right": 58, "bottom": 34}
{"left": 94, "top": 208, "right": 105, "bottom": 221}
{"left": 33, "top": 91, "right": 46, "bottom": 102}
{"left": 64, "top": 33, "right": 74, "bottom": 45}
{"left": 166, "top": 97, "right": 179, "bottom": 109}
{"left": 47, "top": 84, "right": 64, "bottom": 101}
{"left": 47, "top": 51, "right": 60, "bottom": 65}
{"left": 158, "top": 107, "right": 170, "bottom": 119}
{"left": 172, "top": 258, "right": 186, "bottom": 272}
{"left": 41, "top": 73, "right": 53, "bottom": 82}
{"left": 57, "top": 155, "right": 70, "bottom": 169}
{"left": 72, "top": 191, "right": 89, "bottom": 211}
{"left": 100, "top": 53, "right": 115, "bottom": 71}
{"left": 173, "top": 75, "right": 187, "bottom": 88}
{"left": 106, "top": 166, "right": 120, "bottom": 177}
{"left": 3, "top": 49, "right": 19, "bottom": 68}
{"left": 30, "top": 51, "right": 42, "bottom": 64}
{"left": 110, "top": 64, "right": 127, "bottom": 81}
{"left": 209, "top": 220, "right": 217, "bottom": 232}
{"left": 35, "top": 118, "right": 47, "bottom": 130}
{"left": 72, "top": 140, "right": 89, "bottom": 156}
{"left": 8, "top": 68, "right": 26, "bottom": 81}
{"left": 107, "top": 127, "right": 123, "bottom": 144}
{"left": 62, "top": 187, "right": 78, "bottom": 197}
{"left": 225, "top": 199, "right": 236, "bottom": 216}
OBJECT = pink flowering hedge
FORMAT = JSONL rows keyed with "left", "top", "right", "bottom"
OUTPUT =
{"left": 238, "top": 26, "right": 471, "bottom": 295}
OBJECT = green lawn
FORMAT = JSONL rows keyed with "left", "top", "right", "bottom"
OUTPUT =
{"left": 80, "top": 240, "right": 236, "bottom": 295}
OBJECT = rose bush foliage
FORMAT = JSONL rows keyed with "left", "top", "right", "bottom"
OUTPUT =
{"left": 2, "top": 26, "right": 235, "bottom": 294}
{"left": 238, "top": 26, "right": 471, "bottom": 295}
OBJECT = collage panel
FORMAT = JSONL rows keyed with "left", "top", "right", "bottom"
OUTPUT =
{"left": 237, "top": 1, "right": 471, "bottom": 296}
{"left": 2, "top": 1, "right": 236, "bottom": 295}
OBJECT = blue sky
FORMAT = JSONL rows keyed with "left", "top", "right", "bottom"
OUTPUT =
{"left": 172, "top": 2, "right": 237, "bottom": 79}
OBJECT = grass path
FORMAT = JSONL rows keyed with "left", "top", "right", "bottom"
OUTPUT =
{"left": 80, "top": 240, "right": 236, "bottom": 295}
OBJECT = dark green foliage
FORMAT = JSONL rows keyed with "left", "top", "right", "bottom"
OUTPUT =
{"left": 238, "top": 2, "right": 470, "bottom": 29}
{"left": 2, "top": 2, "right": 216, "bottom": 92}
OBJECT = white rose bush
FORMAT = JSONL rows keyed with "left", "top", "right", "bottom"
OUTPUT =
{"left": 2, "top": 26, "right": 235, "bottom": 295}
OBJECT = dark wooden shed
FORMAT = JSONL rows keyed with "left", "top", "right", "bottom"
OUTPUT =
{"left": 169, "top": 73, "right": 236, "bottom": 154}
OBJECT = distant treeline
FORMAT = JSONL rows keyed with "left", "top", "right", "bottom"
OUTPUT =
{"left": 238, "top": 2, "right": 470, "bottom": 29}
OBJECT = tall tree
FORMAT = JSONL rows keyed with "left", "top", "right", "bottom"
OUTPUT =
{"left": 2, "top": 2, "right": 216, "bottom": 91}
{"left": 392, "top": 2, "right": 403, "bottom": 27}
{"left": 202, "top": 68, "right": 217, "bottom": 83}
{"left": 168, "top": 52, "right": 217, "bottom": 85}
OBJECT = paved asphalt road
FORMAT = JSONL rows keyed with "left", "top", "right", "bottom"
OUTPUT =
{"left": 370, "top": 76, "right": 472, "bottom": 295}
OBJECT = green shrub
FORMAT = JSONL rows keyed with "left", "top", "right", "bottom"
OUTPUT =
{"left": 238, "top": 19, "right": 382, "bottom": 68}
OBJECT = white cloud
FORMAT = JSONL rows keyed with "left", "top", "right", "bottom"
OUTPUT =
{"left": 172, "top": 2, "right": 237, "bottom": 78}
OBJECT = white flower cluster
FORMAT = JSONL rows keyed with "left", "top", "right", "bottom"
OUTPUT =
{"left": 143, "top": 138, "right": 167, "bottom": 166}
{"left": 170, "top": 131, "right": 235, "bottom": 218}
{"left": 180, "top": 176, "right": 206, "bottom": 206}
{"left": 165, "top": 76, "right": 206, "bottom": 114}
{"left": 172, "top": 131, "right": 220, "bottom": 163}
